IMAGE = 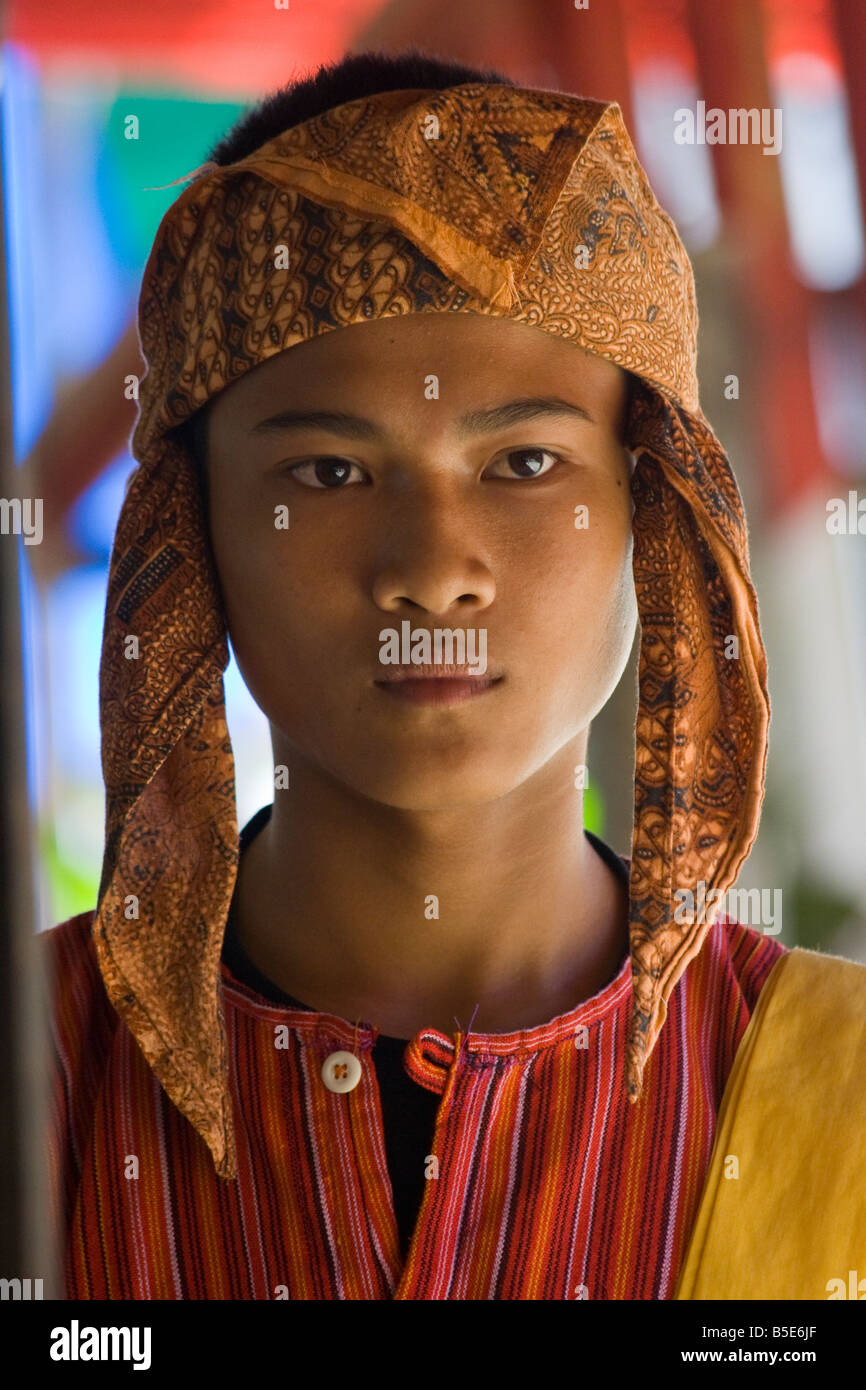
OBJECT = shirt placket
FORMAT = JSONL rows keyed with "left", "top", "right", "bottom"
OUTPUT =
{"left": 311, "top": 1019, "right": 464, "bottom": 1298}
{"left": 392, "top": 1029, "right": 483, "bottom": 1299}
{"left": 291, "top": 1018, "right": 396, "bottom": 1298}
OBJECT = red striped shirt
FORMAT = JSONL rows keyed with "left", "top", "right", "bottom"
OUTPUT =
{"left": 46, "top": 908, "right": 785, "bottom": 1299}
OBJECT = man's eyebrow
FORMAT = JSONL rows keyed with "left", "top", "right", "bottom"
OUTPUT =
{"left": 248, "top": 395, "right": 597, "bottom": 439}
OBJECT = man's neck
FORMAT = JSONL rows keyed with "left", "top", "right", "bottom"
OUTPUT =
{"left": 232, "top": 751, "right": 630, "bottom": 1039}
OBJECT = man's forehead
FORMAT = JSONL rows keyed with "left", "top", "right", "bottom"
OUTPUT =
{"left": 206, "top": 314, "right": 627, "bottom": 425}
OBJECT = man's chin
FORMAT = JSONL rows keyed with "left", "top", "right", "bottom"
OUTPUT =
{"left": 329, "top": 760, "right": 521, "bottom": 814}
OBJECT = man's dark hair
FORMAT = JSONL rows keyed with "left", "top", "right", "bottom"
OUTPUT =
{"left": 177, "top": 48, "right": 516, "bottom": 508}
{"left": 206, "top": 48, "right": 515, "bottom": 167}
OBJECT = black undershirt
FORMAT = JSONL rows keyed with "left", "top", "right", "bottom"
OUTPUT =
{"left": 221, "top": 803, "right": 630, "bottom": 1263}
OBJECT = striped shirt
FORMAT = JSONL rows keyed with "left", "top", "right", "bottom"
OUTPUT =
{"left": 46, "top": 886, "right": 785, "bottom": 1299}
{"left": 219, "top": 809, "right": 636, "bottom": 1262}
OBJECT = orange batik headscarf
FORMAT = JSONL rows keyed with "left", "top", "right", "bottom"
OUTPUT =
{"left": 94, "top": 84, "right": 769, "bottom": 1180}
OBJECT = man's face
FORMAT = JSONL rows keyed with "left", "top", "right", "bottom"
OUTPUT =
{"left": 204, "top": 313, "right": 638, "bottom": 810}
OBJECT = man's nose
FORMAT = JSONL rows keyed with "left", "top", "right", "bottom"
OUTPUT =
{"left": 370, "top": 483, "right": 496, "bottom": 614}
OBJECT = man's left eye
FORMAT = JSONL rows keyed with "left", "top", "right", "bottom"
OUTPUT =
{"left": 485, "top": 448, "right": 562, "bottom": 480}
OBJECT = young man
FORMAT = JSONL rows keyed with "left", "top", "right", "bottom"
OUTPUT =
{"left": 46, "top": 49, "right": 866, "bottom": 1301}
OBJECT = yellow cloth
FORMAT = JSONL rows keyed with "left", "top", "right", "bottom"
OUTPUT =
{"left": 676, "top": 946, "right": 866, "bottom": 1299}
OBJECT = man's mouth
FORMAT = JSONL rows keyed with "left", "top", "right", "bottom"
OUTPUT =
{"left": 374, "top": 668, "right": 504, "bottom": 706}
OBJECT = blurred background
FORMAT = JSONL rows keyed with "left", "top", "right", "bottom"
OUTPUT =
{"left": 3, "top": 0, "right": 866, "bottom": 945}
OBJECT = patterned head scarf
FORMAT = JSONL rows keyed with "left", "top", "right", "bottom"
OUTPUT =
{"left": 95, "top": 84, "right": 769, "bottom": 1180}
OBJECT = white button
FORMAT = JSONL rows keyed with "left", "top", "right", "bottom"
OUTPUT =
{"left": 321, "top": 1050, "right": 362, "bottom": 1093}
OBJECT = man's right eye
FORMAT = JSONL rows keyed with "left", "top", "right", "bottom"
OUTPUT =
{"left": 283, "top": 458, "right": 367, "bottom": 488}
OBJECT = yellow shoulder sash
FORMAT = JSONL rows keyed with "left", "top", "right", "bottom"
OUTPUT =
{"left": 676, "top": 945, "right": 866, "bottom": 1300}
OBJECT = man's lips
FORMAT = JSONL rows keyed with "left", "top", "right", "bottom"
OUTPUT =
{"left": 374, "top": 670, "right": 504, "bottom": 706}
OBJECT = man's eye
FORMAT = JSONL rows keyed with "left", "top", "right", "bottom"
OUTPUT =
{"left": 485, "top": 448, "right": 562, "bottom": 480}
{"left": 284, "top": 448, "right": 562, "bottom": 488}
{"left": 285, "top": 458, "right": 366, "bottom": 488}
